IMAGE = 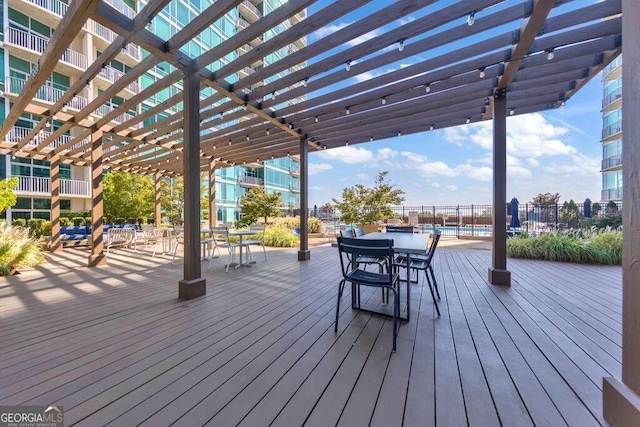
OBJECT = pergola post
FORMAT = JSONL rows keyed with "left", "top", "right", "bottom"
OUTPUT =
{"left": 298, "top": 137, "right": 310, "bottom": 261}
{"left": 154, "top": 172, "right": 162, "bottom": 227}
{"left": 178, "top": 69, "right": 206, "bottom": 300}
{"left": 488, "top": 88, "right": 510, "bottom": 286}
{"left": 49, "top": 154, "right": 63, "bottom": 253}
{"left": 603, "top": 0, "right": 640, "bottom": 423}
{"left": 208, "top": 158, "right": 216, "bottom": 229}
{"left": 88, "top": 130, "right": 106, "bottom": 267}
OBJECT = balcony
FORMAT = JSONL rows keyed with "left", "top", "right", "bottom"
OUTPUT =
{"left": 601, "top": 155, "right": 622, "bottom": 170}
{"left": 13, "top": 176, "right": 91, "bottom": 197}
{"left": 94, "top": 104, "right": 139, "bottom": 127}
{"left": 23, "top": 0, "right": 68, "bottom": 16}
{"left": 87, "top": 20, "right": 142, "bottom": 62}
{"left": 290, "top": 167, "right": 300, "bottom": 176}
{"left": 239, "top": 0, "right": 260, "bottom": 23}
{"left": 98, "top": 66, "right": 141, "bottom": 93}
{"left": 5, "top": 26, "right": 87, "bottom": 70}
{"left": 602, "top": 188, "right": 623, "bottom": 201}
{"left": 6, "top": 126, "right": 89, "bottom": 151}
{"left": 238, "top": 176, "right": 264, "bottom": 186}
{"left": 5, "top": 76, "right": 88, "bottom": 110}
{"left": 103, "top": 0, "right": 136, "bottom": 19}
{"left": 290, "top": 182, "right": 300, "bottom": 192}
{"left": 602, "top": 55, "right": 622, "bottom": 79}
{"left": 236, "top": 18, "right": 249, "bottom": 30}
{"left": 602, "top": 121, "right": 622, "bottom": 139}
{"left": 602, "top": 87, "right": 622, "bottom": 109}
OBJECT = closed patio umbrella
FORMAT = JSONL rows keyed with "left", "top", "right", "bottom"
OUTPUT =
{"left": 313, "top": 204, "right": 318, "bottom": 218}
{"left": 510, "top": 198, "right": 521, "bottom": 228}
{"left": 584, "top": 198, "right": 592, "bottom": 218}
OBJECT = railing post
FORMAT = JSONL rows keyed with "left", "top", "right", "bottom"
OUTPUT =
{"left": 432, "top": 205, "right": 436, "bottom": 230}
{"left": 471, "top": 204, "right": 475, "bottom": 237}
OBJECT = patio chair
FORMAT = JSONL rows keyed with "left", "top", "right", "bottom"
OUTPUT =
{"left": 386, "top": 226, "right": 414, "bottom": 233}
{"left": 244, "top": 224, "right": 267, "bottom": 262}
{"left": 172, "top": 226, "right": 184, "bottom": 262}
{"left": 208, "top": 226, "right": 239, "bottom": 272}
{"left": 393, "top": 230, "right": 442, "bottom": 316}
{"left": 141, "top": 228, "right": 165, "bottom": 257}
{"left": 336, "top": 236, "right": 400, "bottom": 351}
{"left": 105, "top": 228, "right": 135, "bottom": 253}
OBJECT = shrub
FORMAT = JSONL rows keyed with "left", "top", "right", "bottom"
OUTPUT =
{"left": 72, "top": 217, "right": 84, "bottom": 226}
{"left": 83, "top": 217, "right": 93, "bottom": 226}
{"left": 12, "top": 218, "right": 26, "bottom": 228}
{"left": 42, "top": 221, "right": 52, "bottom": 237}
{"left": 60, "top": 217, "right": 72, "bottom": 226}
{"left": 270, "top": 216, "right": 323, "bottom": 233}
{"left": 507, "top": 229, "right": 622, "bottom": 265}
{"left": 308, "top": 217, "right": 323, "bottom": 233}
{"left": 27, "top": 219, "right": 46, "bottom": 238}
{"left": 263, "top": 225, "right": 298, "bottom": 247}
{"left": 0, "top": 223, "right": 46, "bottom": 275}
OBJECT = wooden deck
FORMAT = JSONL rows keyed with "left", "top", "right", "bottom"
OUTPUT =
{"left": 0, "top": 245, "right": 622, "bottom": 426}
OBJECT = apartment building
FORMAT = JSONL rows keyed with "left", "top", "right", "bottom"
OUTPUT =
{"left": 601, "top": 54, "right": 623, "bottom": 203}
{"left": 0, "top": 0, "right": 303, "bottom": 223}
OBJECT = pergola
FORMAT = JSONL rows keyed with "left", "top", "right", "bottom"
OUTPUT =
{"left": 0, "top": 0, "right": 637, "bottom": 423}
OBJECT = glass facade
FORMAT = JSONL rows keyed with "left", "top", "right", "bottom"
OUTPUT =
{"left": 1, "top": 0, "right": 304, "bottom": 223}
{"left": 601, "top": 55, "right": 623, "bottom": 202}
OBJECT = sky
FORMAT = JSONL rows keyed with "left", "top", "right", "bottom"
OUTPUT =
{"left": 302, "top": 0, "right": 605, "bottom": 207}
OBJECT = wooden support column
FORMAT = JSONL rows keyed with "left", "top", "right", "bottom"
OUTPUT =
{"left": 298, "top": 136, "right": 310, "bottom": 261}
{"left": 178, "top": 69, "right": 206, "bottom": 300}
{"left": 154, "top": 172, "right": 162, "bottom": 227}
{"left": 488, "top": 88, "right": 510, "bottom": 286}
{"left": 208, "top": 158, "right": 216, "bottom": 229}
{"left": 88, "top": 130, "right": 107, "bottom": 267}
{"left": 49, "top": 154, "right": 62, "bottom": 253}
{"left": 603, "top": 0, "right": 640, "bottom": 423}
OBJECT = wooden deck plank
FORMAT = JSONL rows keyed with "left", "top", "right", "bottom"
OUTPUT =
{"left": 0, "top": 245, "right": 623, "bottom": 427}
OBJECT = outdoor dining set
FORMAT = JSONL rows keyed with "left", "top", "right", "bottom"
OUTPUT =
{"left": 335, "top": 226, "right": 441, "bottom": 351}
{"left": 104, "top": 224, "right": 267, "bottom": 272}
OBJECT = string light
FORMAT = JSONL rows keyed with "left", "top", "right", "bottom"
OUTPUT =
{"left": 397, "top": 131, "right": 402, "bottom": 137}
{"left": 246, "top": 135, "right": 250, "bottom": 141}
{"left": 323, "top": 145, "right": 327, "bottom": 150}
{"left": 425, "top": 83, "right": 431, "bottom": 93}
{"left": 302, "top": 78, "right": 308, "bottom": 87}
{"left": 346, "top": 107, "right": 350, "bottom": 115}
{"left": 345, "top": 60, "right": 352, "bottom": 71}
{"left": 381, "top": 97, "right": 386, "bottom": 105}
{"left": 479, "top": 68, "right": 486, "bottom": 78}
{"left": 510, "top": 109, "right": 515, "bottom": 116}
{"left": 398, "top": 40, "right": 405, "bottom": 52}
{"left": 467, "top": 12, "right": 475, "bottom": 26}
{"left": 266, "top": 129, "right": 270, "bottom": 135}
{"left": 546, "top": 48, "right": 555, "bottom": 60}
{"left": 466, "top": 117, "right": 471, "bottom": 124}
{"left": 314, "top": 116, "right": 319, "bottom": 123}
{"left": 429, "top": 125, "right": 434, "bottom": 131}
{"left": 370, "top": 137, "right": 374, "bottom": 142}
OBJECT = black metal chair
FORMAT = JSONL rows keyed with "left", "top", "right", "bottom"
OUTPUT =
{"left": 393, "top": 230, "right": 442, "bottom": 316}
{"left": 385, "top": 226, "right": 414, "bottom": 233}
{"left": 336, "top": 236, "right": 400, "bottom": 351}
{"left": 341, "top": 228, "right": 385, "bottom": 273}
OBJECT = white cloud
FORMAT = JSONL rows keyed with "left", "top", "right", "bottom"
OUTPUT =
{"left": 356, "top": 173, "right": 370, "bottom": 181}
{"left": 527, "top": 158, "right": 539, "bottom": 167}
{"left": 348, "top": 29, "right": 384, "bottom": 46}
{"left": 446, "top": 185, "right": 458, "bottom": 191}
{"left": 377, "top": 148, "right": 397, "bottom": 160}
{"left": 443, "top": 113, "right": 576, "bottom": 158}
{"left": 431, "top": 183, "right": 442, "bottom": 188}
{"left": 308, "top": 163, "right": 333, "bottom": 176}
{"left": 315, "top": 145, "right": 374, "bottom": 163}
{"left": 398, "top": 16, "right": 416, "bottom": 26}
{"left": 313, "top": 22, "right": 350, "bottom": 39}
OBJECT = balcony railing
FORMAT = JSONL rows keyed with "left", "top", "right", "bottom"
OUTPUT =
{"left": 236, "top": 18, "right": 249, "bottom": 30}
{"left": 602, "top": 87, "right": 622, "bottom": 109}
{"left": 6, "top": 27, "right": 87, "bottom": 69}
{"left": 13, "top": 176, "right": 91, "bottom": 197}
{"left": 601, "top": 188, "right": 622, "bottom": 201}
{"left": 602, "top": 55, "right": 623, "bottom": 77}
{"left": 24, "top": 0, "right": 68, "bottom": 16}
{"left": 240, "top": 0, "right": 260, "bottom": 22}
{"left": 98, "top": 66, "right": 141, "bottom": 93}
{"left": 6, "top": 126, "right": 90, "bottom": 151}
{"left": 86, "top": 21, "right": 142, "bottom": 61}
{"left": 6, "top": 77, "right": 88, "bottom": 110}
{"left": 602, "top": 121, "right": 623, "bottom": 139}
{"left": 290, "top": 167, "right": 300, "bottom": 175}
{"left": 94, "top": 104, "right": 139, "bottom": 127}
{"left": 103, "top": 0, "right": 136, "bottom": 19}
{"left": 239, "top": 176, "right": 264, "bottom": 186}
{"left": 602, "top": 155, "right": 622, "bottom": 170}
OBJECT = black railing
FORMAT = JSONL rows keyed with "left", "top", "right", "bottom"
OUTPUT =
{"left": 601, "top": 155, "right": 622, "bottom": 170}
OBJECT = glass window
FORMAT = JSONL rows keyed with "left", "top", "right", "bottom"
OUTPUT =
{"left": 32, "top": 212, "right": 50, "bottom": 220}
{"left": 60, "top": 199, "right": 71, "bottom": 210}
{"left": 11, "top": 164, "right": 31, "bottom": 176}
{"left": 33, "top": 198, "right": 51, "bottom": 209}
{"left": 15, "top": 197, "right": 31, "bottom": 209}
{"left": 60, "top": 165, "right": 71, "bottom": 180}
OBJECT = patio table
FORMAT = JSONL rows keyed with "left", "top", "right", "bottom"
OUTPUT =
{"left": 355, "top": 231, "right": 431, "bottom": 321}
{"left": 227, "top": 230, "right": 257, "bottom": 268}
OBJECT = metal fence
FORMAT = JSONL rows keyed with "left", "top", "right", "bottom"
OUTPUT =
{"left": 309, "top": 200, "right": 622, "bottom": 239}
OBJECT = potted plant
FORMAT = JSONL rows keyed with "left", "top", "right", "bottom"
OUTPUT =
{"left": 333, "top": 171, "right": 405, "bottom": 234}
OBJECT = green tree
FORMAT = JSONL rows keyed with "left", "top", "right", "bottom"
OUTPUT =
{"left": 318, "top": 202, "right": 335, "bottom": 220}
{"left": 160, "top": 176, "right": 184, "bottom": 225}
{"left": 559, "top": 199, "right": 582, "bottom": 228}
{"left": 333, "top": 171, "right": 405, "bottom": 224}
{"left": 531, "top": 192, "right": 560, "bottom": 223}
{"left": 239, "top": 187, "right": 283, "bottom": 226}
{"left": 0, "top": 177, "right": 18, "bottom": 214}
{"left": 531, "top": 192, "right": 561, "bottom": 205}
{"left": 103, "top": 172, "right": 154, "bottom": 223}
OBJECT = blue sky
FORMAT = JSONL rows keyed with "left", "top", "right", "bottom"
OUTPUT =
{"left": 302, "top": 0, "right": 605, "bottom": 207}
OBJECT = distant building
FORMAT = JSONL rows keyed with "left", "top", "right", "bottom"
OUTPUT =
{"left": 1, "top": 0, "right": 304, "bottom": 223}
{"left": 601, "top": 55, "right": 623, "bottom": 203}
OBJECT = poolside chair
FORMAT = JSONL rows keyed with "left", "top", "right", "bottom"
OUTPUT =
{"left": 172, "top": 226, "right": 184, "bottom": 262}
{"left": 336, "top": 236, "right": 400, "bottom": 351}
{"left": 208, "top": 226, "right": 239, "bottom": 272}
{"left": 244, "top": 224, "right": 267, "bottom": 262}
{"left": 393, "top": 230, "right": 442, "bottom": 316}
